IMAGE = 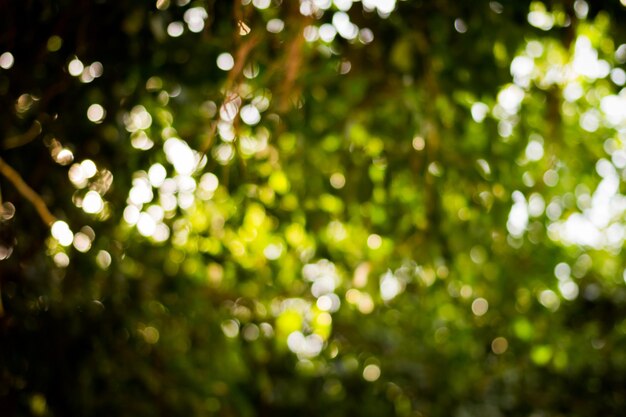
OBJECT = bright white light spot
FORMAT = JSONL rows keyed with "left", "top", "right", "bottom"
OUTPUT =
{"left": 127, "top": 106, "right": 152, "bottom": 132}
{"left": 300, "top": 1, "right": 314, "bottom": 15}
{"left": 363, "top": 0, "right": 396, "bottom": 15}
{"left": 555, "top": 213, "right": 602, "bottom": 247}
{"left": 183, "top": 7, "right": 208, "bottom": 33}
{"left": 563, "top": 82, "right": 583, "bottom": 102}
{"left": 303, "top": 25, "right": 319, "bottom": 42}
{"left": 600, "top": 95, "right": 626, "bottom": 126}
{"left": 160, "top": 193, "right": 178, "bottom": 211}
{"left": 80, "top": 68, "right": 94, "bottom": 83}
{"left": 330, "top": 173, "right": 345, "bottom": 189}
{"left": 367, "top": 234, "right": 382, "bottom": 249}
{"left": 83, "top": 191, "right": 104, "bottom": 214}
{"left": 507, "top": 191, "right": 528, "bottom": 237}
{"left": 264, "top": 243, "right": 283, "bottom": 260}
{"left": 252, "top": 95, "right": 270, "bottom": 112}
{"left": 164, "top": 137, "right": 197, "bottom": 175}
{"left": 546, "top": 200, "right": 563, "bottom": 221}
{"left": 0, "top": 52, "right": 14, "bottom": 69}
{"left": 161, "top": 178, "right": 177, "bottom": 194}
{"left": 221, "top": 320, "right": 240, "bottom": 338}
{"left": 314, "top": 0, "right": 332, "bottom": 9}
{"left": 340, "top": 63, "right": 353, "bottom": 79}
{"left": 266, "top": 19, "right": 284, "bottom": 33}
{"left": 81, "top": 160, "right": 98, "bottom": 178}
{"left": 528, "top": 193, "right": 545, "bottom": 217}
{"left": 573, "top": 0, "right": 589, "bottom": 19}
{"left": 153, "top": 223, "right": 170, "bottom": 242}
{"left": 526, "top": 40, "right": 543, "bottom": 58}
{"left": 471, "top": 102, "right": 489, "bottom": 123}
{"left": 527, "top": 10, "right": 554, "bottom": 31}
{"left": 68, "top": 58, "right": 84, "bottom": 76}
{"left": 539, "top": 289, "right": 560, "bottom": 311}
{"left": 612, "top": 150, "right": 626, "bottom": 168}
{"left": 240, "top": 104, "right": 261, "bottom": 125}
{"left": 68, "top": 163, "right": 88, "bottom": 188}
{"left": 147, "top": 205, "right": 164, "bottom": 222}
{"left": 498, "top": 84, "right": 525, "bottom": 115}
{"left": 471, "top": 297, "right": 488, "bottom": 316}
{"left": 243, "top": 63, "right": 260, "bottom": 79}
{"left": 148, "top": 163, "right": 167, "bottom": 187}
{"left": 573, "top": 36, "right": 610, "bottom": 79}
{"left": 454, "top": 18, "right": 467, "bottom": 33}
{"left": 319, "top": 24, "right": 337, "bottom": 43}
{"left": 611, "top": 68, "right": 626, "bottom": 85}
{"left": 580, "top": 110, "right": 599, "bottom": 132}
{"left": 616, "top": 44, "right": 626, "bottom": 63}
{"left": 317, "top": 312, "right": 332, "bottom": 327}
{"left": 498, "top": 121, "right": 513, "bottom": 138}
{"left": 311, "top": 274, "right": 337, "bottom": 298}
{"left": 428, "top": 161, "right": 443, "bottom": 177}
{"left": 543, "top": 169, "right": 559, "bottom": 187}
{"left": 412, "top": 136, "right": 425, "bottom": 150}
{"left": 167, "top": 21, "right": 184, "bottom": 37}
{"left": 559, "top": 281, "right": 579, "bottom": 300}
{"left": 241, "top": 324, "right": 259, "bottom": 342}
{"left": 217, "top": 53, "right": 234, "bottom": 71}
{"left": 51, "top": 221, "right": 73, "bottom": 246}
{"left": 333, "top": 12, "right": 358, "bottom": 40}
{"left": 287, "top": 332, "right": 323, "bottom": 358}
{"left": 253, "top": 0, "right": 270, "bottom": 9}
{"left": 525, "top": 139, "right": 544, "bottom": 161}
{"left": 359, "top": 28, "right": 374, "bottom": 44}
{"left": 129, "top": 177, "right": 153, "bottom": 205}
{"left": 73, "top": 232, "right": 92, "bottom": 252}
{"left": 55, "top": 148, "right": 74, "bottom": 165}
{"left": 554, "top": 262, "right": 570, "bottom": 281}
{"left": 178, "top": 192, "right": 195, "bottom": 209}
{"left": 363, "top": 364, "right": 381, "bottom": 382}
{"left": 334, "top": 0, "right": 352, "bottom": 11}
{"left": 87, "top": 104, "right": 105, "bottom": 123}
{"left": 304, "top": 261, "right": 340, "bottom": 298}
{"left": 380, "top": 270, "right": 402, "bottom": 301}
{"left": 53, "top": 252, "right": 70, "bottom": 268}
{"left": 131, "top": 132, "right": 154, "bottom": 150}
{"left": 123, "top": 205, "right": 140, "bottom": 225}
{"left": 220, "top": 98, "right": 240, "bottom": 122}
{"left": 89, "top": 62, "right": 103, "bottom": 78}
{"left": 477, "top": 159, "right": 491, "bottom": 176}
{"left": 511, "top": 56, "right": 534, "bottom": 87}
{"left": 96, "top": 250, "right": 112, "bottom": 269}
{"left": 596, "top": 158, "right": 615, "bottom": 178}
{"left": 200, "top": 172, "right": 219, "bottom": 192}
{"left": 213, "top": 143, "right": 234, "bottom": 165}
{"left": 137, "top": 212, "right": 156, "bottom": 237}
{"left": 317, "top": 295, "right": 333, "bottom": 311}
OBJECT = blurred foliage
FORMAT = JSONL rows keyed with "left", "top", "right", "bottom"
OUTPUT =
{"left": 2, "top": 0, "right": 626, "bottom": 416}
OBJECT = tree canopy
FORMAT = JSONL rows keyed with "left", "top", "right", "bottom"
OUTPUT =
{"left": 2, "top": 0, "right": 626, "bottom": 416}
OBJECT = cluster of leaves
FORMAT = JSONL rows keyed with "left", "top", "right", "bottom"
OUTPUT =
{"left": 2, "top": 1, "right": 626, "bottom": 416}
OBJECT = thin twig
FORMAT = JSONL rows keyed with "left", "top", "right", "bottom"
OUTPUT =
{"left": 0, "top": 156, "right": 56, "bottom": 226}
{"left": 197, "top": 33, "right": 261, "bottom": 158}
{"left": 2, "top": 120, "right": 42, "bottom": 150}
{"left": 278, "top": 26, "right": 305, "bottom": 112}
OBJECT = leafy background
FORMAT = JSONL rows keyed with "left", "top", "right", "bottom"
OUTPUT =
{"left": 2, "top": 0, "right": 626, "bottom": 416}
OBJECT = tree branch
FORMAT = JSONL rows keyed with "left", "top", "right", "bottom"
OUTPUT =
{"left": 0, "top": 156, "right": 56, "bottom": 226}
{"left": 2, "top": 120, "right": 42, "bottom": 150}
